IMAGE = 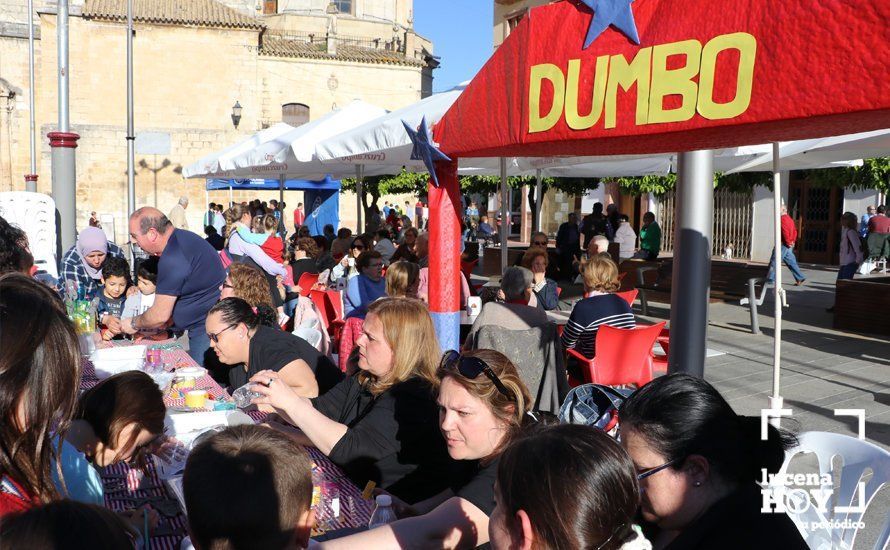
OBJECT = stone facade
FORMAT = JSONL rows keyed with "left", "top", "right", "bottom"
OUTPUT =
{"left": 0, "top": 0, "right": 433, "bottom": 242}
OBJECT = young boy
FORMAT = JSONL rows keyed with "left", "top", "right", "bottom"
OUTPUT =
{"left": 122, "top": 257, "right": 168, "bottom": 341}
{"left": 183, "top": 425, "right": 315, "bottom": 549}
{"left": 96, "top": 256, "right": 130, "bottom": 340}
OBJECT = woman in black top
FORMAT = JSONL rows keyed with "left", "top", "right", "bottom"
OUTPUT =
{"left": 205, "top": 298, "right": 342, "bottom": 397}
{"left": 619, "top": 374, "right": 807, "bottom": 550}
{"left": 252, "top": 298, "right": 453, "bottom": 504}
{"left": 308, "top": 349, "right": 533, "bottom": 550}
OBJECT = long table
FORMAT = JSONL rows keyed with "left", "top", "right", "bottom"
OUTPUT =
{"left": 81, "top": 340, "right": 371, "bottom": 549}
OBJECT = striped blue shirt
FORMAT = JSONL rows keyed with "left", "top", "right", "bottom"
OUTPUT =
{"left": 561, "top": 294, "right": 635, "bottom": 359}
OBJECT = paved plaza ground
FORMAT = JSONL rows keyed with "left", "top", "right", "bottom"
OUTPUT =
{"left": 555, "top": 257, "right": 890, "bottom": 547}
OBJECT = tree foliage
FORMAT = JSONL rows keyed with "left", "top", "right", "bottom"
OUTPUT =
{"left": 801, "top": 157, "right": 890, "bottom": 192}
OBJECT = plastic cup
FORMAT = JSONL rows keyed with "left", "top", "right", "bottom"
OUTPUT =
{"left": 185, "top": 390, "right": 208, "bottom": 409}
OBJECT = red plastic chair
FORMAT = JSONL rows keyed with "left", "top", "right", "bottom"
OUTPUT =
{"left": 309, "top": 289, "right": 345, "bottom": 347}
{"left": 567, "top": 321, "right": 666, "bottom": 388}
{"left": 652, "top": 327, "right": 670, "bottom": 374}
{"left": 297, "top": 272, "right": 320, "bottom": 297}
{"left": 615, "top": 289, "right": 638, "bottom": 307}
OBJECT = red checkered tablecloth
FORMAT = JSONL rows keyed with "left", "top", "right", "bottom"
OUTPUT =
{"left": 80, "top": 341, "right": 373, "bottom": 547}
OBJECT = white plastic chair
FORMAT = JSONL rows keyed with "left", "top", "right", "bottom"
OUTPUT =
{"left": 0, "top": 191, "right": 59, "bottom": 277}
{"left": 768, "top": 431, "right": 890, "bottom": 550}
{"left": 293, "top": 327, "right": 323, "bottom": 350}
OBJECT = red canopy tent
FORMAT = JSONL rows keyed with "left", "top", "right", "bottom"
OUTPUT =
{"left": 424, "top": 0, "right": 890, "bottom": 372}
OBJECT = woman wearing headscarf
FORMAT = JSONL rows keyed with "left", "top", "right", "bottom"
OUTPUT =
{"left": 57, "top": 227, "right": 124, "bottom": 300}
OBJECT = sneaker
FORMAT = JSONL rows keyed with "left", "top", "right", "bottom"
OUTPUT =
{"left": 795, "top": 279, "right": 807, "bottom": 286}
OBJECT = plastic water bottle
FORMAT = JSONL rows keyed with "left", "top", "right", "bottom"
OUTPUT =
{"left": 368, "top": 494, "right": 398, "bottom": 529}
{"left": 231, "top": 383, "right": 263, "bottom": 408}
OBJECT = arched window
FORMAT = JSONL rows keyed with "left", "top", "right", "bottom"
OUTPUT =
{"left": 333, "top": 0, "right": 353, "bottom": 15}
{"left": 282, "top": 103, "right": 310, "bottom": 127}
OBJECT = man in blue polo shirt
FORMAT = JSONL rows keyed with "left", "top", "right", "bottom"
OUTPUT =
{"left": 121, "top": 207, "right": 225, "bottom": 364}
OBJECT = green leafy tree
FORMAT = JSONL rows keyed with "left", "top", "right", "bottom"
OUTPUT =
{"left": 801, "top": 157, "right": 890, "bottom": 192}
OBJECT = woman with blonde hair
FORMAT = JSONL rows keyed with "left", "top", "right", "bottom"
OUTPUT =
{"left": 561, "top": 254, "right": 635, "bottom": 363}
{"left": 219, "top": 262, "right": 278, "bottom": 328}
{"left": 315, "top": 349, "right": 534, "bottom": 549}
{"left": 385, "top": 261, "right": 420, "bottom": 299}
{"left": 252, "top": 298, "right": 453, "bottom": 503}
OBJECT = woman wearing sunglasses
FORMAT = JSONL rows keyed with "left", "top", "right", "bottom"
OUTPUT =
{"left": 331, "top": 236, "right": 371, "bottom": 284}
{"left": 313, "top": 348, "right": 532, "bottom": 550}
{"left": 489, "top": 423, "right": 650, "bottom": 550}
{"left": 251, "top": 298, "right": 453, "bottom": 504}
{"left": 619, "top": 374, "right": 806, "bottom": 550}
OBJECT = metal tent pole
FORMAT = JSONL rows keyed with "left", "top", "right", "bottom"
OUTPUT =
{"left": 126, "top": 0, "right": 136, "bottom": 216}
{"left": 50, "top": 0, "right": 79, "bottom": 255}
{"left": 769, "top": 142, "right": 785, "bottom": 427}
{"left": 279, "top": 174, "right": 285, "bottom": 205}
{"left": 668, "top": 150, "right": 714, "bottom": 376}
{"left": 25, "top": 0, "right": 37, "bottom": 191}
{"left": 355, "top": 164, "right": 364, "bottom": 232}
{"left": 500, "top": 157, "right": 509, "bottom": 273}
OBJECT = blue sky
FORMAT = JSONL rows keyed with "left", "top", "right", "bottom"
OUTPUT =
{"left": 413, "top": 0, "right": 493, "bottom": 92}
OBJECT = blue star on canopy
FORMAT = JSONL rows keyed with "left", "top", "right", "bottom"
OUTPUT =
{"left": 579, "top": 0, "right": 641, "bottom": 48}
{"left": 402, "top": 116, "right": 451, "bottom": 187}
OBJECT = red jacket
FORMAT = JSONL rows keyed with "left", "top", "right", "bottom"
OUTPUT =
{"left": 781, "top": 214, "right": 797, "bottom": 247}
{"left": 0, "top": 476, "right": 35, "bottom": 518}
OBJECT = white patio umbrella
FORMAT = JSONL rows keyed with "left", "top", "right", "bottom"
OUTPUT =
{"left": 220, "top": 99, "right": 389, "bottom": 181}
{"left": 722, "top": 130, "right": 890, "bottom": 174}
{"left": 182, "top": 122, "right": 294, "bottom": 179}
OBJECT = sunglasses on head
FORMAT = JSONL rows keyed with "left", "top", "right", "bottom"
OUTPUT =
{"left": 440, "top": 350, "right": 515, "bottom": 402}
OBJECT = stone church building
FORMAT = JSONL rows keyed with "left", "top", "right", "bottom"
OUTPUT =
{"left": 0, "top": 0, "right": 435, "bottom": 240}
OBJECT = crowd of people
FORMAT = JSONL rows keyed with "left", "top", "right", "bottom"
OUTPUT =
{"left": 0, "top": 195, "right": 812, "bottom": 550}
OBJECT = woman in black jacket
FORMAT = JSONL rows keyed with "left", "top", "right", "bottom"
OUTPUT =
{"left": 251, "top": 297, "right": 453, "bottom": 503}
{"left": 619, "top": 374, "right": 807, "bottom": 550}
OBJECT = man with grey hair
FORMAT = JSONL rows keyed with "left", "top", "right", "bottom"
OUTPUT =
{"left": 169, "top": 196, "right": 190, "bottom": 230}
{"left": 121, "top": 206, "right": 225, "bottom": 364}
{"left": 466, "top": 266, "right": 548, "bottom": 345}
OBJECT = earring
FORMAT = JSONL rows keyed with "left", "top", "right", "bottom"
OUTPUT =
{"left": 693, "top": 481, "right": 702, "bottom": 487}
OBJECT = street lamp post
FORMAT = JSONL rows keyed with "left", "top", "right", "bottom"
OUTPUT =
{"left": 49, "top": 0, "right": 79, "bottom": 255}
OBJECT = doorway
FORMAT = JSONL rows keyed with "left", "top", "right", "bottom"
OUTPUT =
{"left": 788, "top": 178, "right": 842, "bottom": 265}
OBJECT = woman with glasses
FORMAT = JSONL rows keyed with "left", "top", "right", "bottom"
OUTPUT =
{"left": 343, "top": 250, "right": 387, "bottom": 319}
{"left": 331, "top": 236, "right": 370, "bottom": 284}
{"left": 489, "top": 424, "right": 650, "bottom": 550}
{"left": 312, "top": 348, "right": 533, "bottom": 550}
{"left": 251, "top": 298, "right": 453, "bottom": 504}
{"left": 619, "top": 374, "right": 806, "bottom": 550}
{"left": 57, "top": 371, "right": 165, "bottom": 506}
{"left": 520, "top": 247, "right": 558, "bottom": 311}
{"left": 219, "top": 262, "right": 279, "bottom": 328}
{"left": 206, "top": 298, "right": 342, "bottom": 397}
{"left": 0, "top": 274, "right": 81, "bottom": 518}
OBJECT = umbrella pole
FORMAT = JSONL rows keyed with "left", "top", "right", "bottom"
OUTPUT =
{"left": 770, "top": 142, "right": 785, "bottom": 428}
{"left": 355, "top": 165, "right": 364, "bottom": 232}
{"left": 279, "top": 174, "right": 284, "bottom": 206}
{"left": 229, "top": 185, "right": 233, "bottom": 206}
{"left": 534, "top": 169, "right": 543, "bottom": 234}
{"left": 500, "top": 157, "right": 509, "bottom": 274}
